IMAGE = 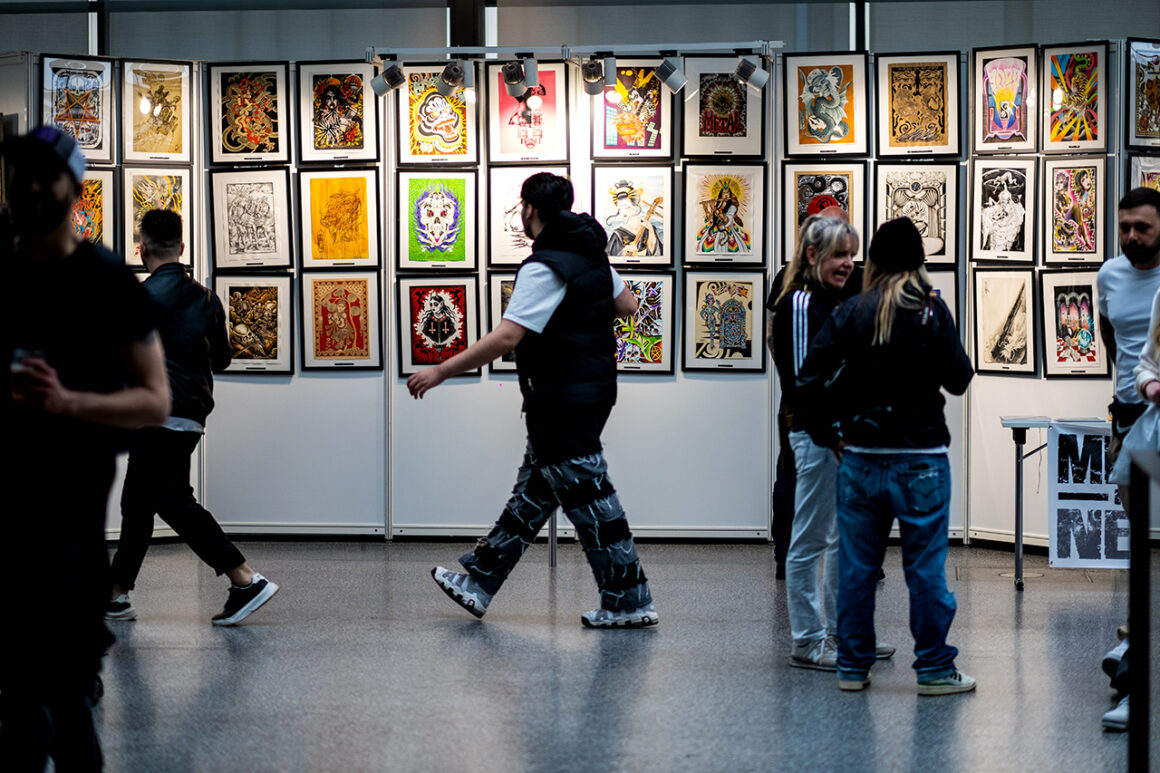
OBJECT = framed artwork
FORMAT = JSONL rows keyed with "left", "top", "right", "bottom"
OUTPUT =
{"left": 487, "top": 165, "right": 567, "bottom": 266}
{"left": 397, "top": 63, "right": 478, "bottom": 165}
{"left": 683, "top": 163, "right": 765, "bottom": 265}
{"left": 71, "top": 168, "right": 115, "bottom": 251}
{"left": 682, "top": 269, "right": 766, "bottom": 372}
{"left": 1130, "top": 155, "right": 1160, "bottom": 191}
{"left": 397, "top": 275, "right": 479, "bottom": 376}
{"left": 614, "top": 270, "right": 674, "bottom": 374}
{"left": 398, "top": 170, "right": 477, "bottom": 271}
{"left": 299, "top": 168, "right": 380, "bottom": 270}
{"left": 302, "top": 271, "right": 381, "bottom": 370}
{"left": 874, "top": 162, "right": 958, "bottom": 266}
{"left": 486, "top": 61, "right": 568, "bottom": 164}
{"left": 209, "top": 63, "right": 289, "bottom": 165}
{"left": 591, "top": 59, "right": 672, "bottom": 160}
{"left": 296, "top": 60, "right": 378, "bottom": 163}
{"left": 971, "top": 45, "right": 1038, "bottom": 154}
{"left": 1041, "top": 42, "right": 1107, "bottom": 153}
{"left": 592, "top": 165, "right": 671, "bottom": 267}
{"left": 782, "top": 51, "right": 869, "bottom": 157}
{"left": 123, "top": 166, "right": 191, "bottom": 268}
{"left": 213, "top": 274, "right": 293, "bottom": 374}
{"left": 927, "top": 268, "right": 958, "bottom": 325}
{"left": 874, "top": 51, "right": 960, "bottom": 157}
{"left": 121, "top": 60, "right": 190, "bottom": 163}
{"left": 1127, "top": 38, "right": 1160, "bottom": 150}
{"left": 41, "top": 54, "right": 116, "bottom": 164}
{"left": 782, "top": 161, "right": 865, "bottom": 263}
{"left": 210, "top": 168, "right": 293, "bottom": 270}
{"left": 487, "top": 271, "right": 518, "bottom": 372}
{"left": 1042, "top": 156, "right": 1105, "bottom": 265}
{"left": 1039, "top": 270, "right": 1109, "bottom": 378}
{"left": 681, "top": 56, "right": 764, "bottom": 158}
{"left": 971, "top": 158, "right": 1035, "bottom": 263}
{"left": 973, "top": 268, "right": 1036, "bottom": 375}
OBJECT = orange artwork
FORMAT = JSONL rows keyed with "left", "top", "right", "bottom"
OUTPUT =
{"left": 796, "top": 64, "right": 856, "bottom": 146}
{"left": 308, "top": 176, "right": 369, "bottom": 262}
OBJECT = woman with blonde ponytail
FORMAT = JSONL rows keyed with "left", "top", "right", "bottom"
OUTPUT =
{"left": 796, "top": 217, "right": 975, "bottom": 696}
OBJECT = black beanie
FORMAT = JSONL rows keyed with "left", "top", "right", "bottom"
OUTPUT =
{"left": 868, "top": 217, "right": 925, "bottom": 272}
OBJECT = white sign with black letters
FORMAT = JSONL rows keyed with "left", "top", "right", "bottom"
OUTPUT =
{"left": 1047, "top": 421, "right": 1128, "bottom": 568}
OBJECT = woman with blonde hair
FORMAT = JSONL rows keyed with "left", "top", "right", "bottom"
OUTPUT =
{"left": 796, "top": 217, "right": 974, "bottom": 694}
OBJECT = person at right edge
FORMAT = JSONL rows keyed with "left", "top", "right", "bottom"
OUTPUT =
{"left": 796, "top": 218, "right": 975, "bottom": 695}
{"left": 1098, "top": 186, "right": 1160, "bottom": 731}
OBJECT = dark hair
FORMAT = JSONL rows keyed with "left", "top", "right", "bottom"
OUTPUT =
{"left": 140, "top": 209, "right": 183, "bottom": 256}
{"left": 520, "top": 172, "right": 573, "bottom": 221}
{"left": 1119, "top": 187, "right": 1160, "bottom": 215}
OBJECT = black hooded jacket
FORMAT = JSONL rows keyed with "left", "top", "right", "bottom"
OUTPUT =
{"left": 514, "top": 211, "right": 617, "bottom": 410}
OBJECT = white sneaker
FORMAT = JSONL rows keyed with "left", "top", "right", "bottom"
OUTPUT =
{"left": 1101, "top": 639, "right": 1128, "bottom": 678}
{"left": 581, "top": 603, "right": 659, "bottom": 629}
{"left": 790, "top": 637, "right": 837, "bottom": 671}
{"left": 431, "top": 566, "right": 492, "bottom": 618}
{"left": 1102, "top": 695, "right": 1128, "bottom": 731}
{"left": 825, "top": 635, "right": 895, "bottom": 661}
{"left": 917, "top": 670, "right": 977, "bottom": 696}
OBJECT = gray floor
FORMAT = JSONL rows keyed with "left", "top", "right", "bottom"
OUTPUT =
{"left": 96, "top": 540, "right": 1150, "bottom": 772}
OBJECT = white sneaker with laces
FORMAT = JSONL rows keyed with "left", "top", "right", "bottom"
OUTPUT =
{"left": 1101, "top": 638, "right": 1128, "bottom": 678}
{"left": 917, "top": 670, "right": 977, "bottom": 696}
{"left": 581, "top": 603, "right": 659, "bottom": 629}
{"left": 1102, "top": 695, "right": 1128, "bottom": 731}
{"left": 431, "top": 566, "right": 492, "bottom": 619}
{"left": 790, "top": 637, "right": 837, "bottom": 671}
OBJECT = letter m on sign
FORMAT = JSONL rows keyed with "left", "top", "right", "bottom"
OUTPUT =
{"left": 1056, "top": 432, "right": 1104, "bottom": 484}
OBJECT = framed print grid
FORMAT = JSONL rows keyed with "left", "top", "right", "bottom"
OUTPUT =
{"left": 874, "top": 51, "right": 961, "bottom": 158}
{"left": 302, "top": 271, "right": 382, "bottom": 370}
{"left": 971, "top": 44, "right": 1038, "bottom": 154}
{"left": 615, "top": 270, "right": 674, "bottom": 374}
{"left": 487, "top": 165, "right": 568, "bottom": 265}
{"left": 299, "top": 168, "right": 380, "bottom": 270}
{"left": 398, "top": 170, "right": 477, "bottom": 271}
{"left": 782, "top": 51, "right": 869, "bottom": 157}
{"left": 681, "top": 56, "right": 765, "bottom": 158}
{"left": 591, "top": 59, "right": 672, "bottom": 160}
{"left": 1038, "top": 269, "right": 1109, "bottom": 378}
{"left": 487, "top": 271, "right": 518, "bottom": 372}
{"left": 397, "top": 275, "right": 480, "bottom": 376}
{"left": 682, "top": 269, "right": 766, "bottom": 372}
{"left": 1127, "top": 38, "right": 1160, "bottom": 150}
{"left": 123, "top": 166, "right": 191, "bottom": 269}
{"left": 209, "top": 62, "right": 290, "bottom": 165}
{"left": 970, "top": 157, "right": 1035, "bottom": 263}
{"left": 41, "top": 54, "right": 116, "bottom": 164}
{"left": 1130, "top": 154, "right": 1160, "bottom": 191}
{"left": 683, "top": 163, "right": 766, "bottom": 266}
{"left": 1041, "top": 42, "right": 1108, "bottom": 154}
{"left": 210, "top": 167, "right": 293, "bottom": 270}
{"left": 122, "top": 59, "right": 191, "bottom": 163}
{"left": 874, "top": 162, "right": 958, "bottom": 266}
{"left": 973, "top": 267, "right": 1037, "bottom": 376}
{"left": 214, "top": 274, "right": 294, "bottom": 374}
{"left": 297, "top": 60, "right": 379, "bottom": 163}
{"left": 1042, "top": 156, "right": 1105, "bottom": 265}
{"left": 397, "top": 63, "right": 478, "bottom": 165}
{"left": 72, "top": 168, "right": 116, "bottom": 251}
{"left": 486, "top": 61, "right": 569, "bottom": 164}
{"left": 593, "top": 165, "right": 672, "bottom": 267}
{"left": 782, "top": 161, "right": 865, "bottom": 263}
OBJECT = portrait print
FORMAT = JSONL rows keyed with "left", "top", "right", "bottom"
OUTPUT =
{"left": 685, "top": 164, "right": 765, "bottom": 264}
{"left": 397, "top": 276, "right": 479, "bottom": 375}
{"left": 1039, "top": 270, "right": 1108, "bottom": 377}
{"left": 303, "top": 271, "right": 382, "bottom": 370}
{"left": 614, "top": 274, "right": 672, "bottom": 372}
{"left": 214, "top": 275, "right": 293, "bottom": 374}
{"left": 682, "top": 56, "right": 764, "bottom": 157}
{"left": 71, "top": 169, "right": 114, "bottom": 250}
{"left": 782, "top": 162, "right": 864, "bottom": 262}
{"left": 1044, "top": 158, "right": 1105, "bottom": 263}
{"left": 211, "top": 169, "right": 292, "bottom": 270}
{"left": 123, "top": 167, "right": 191, "bottom": 267}
{"left": 592, "top": 166, "right": 670, "bottom": 266}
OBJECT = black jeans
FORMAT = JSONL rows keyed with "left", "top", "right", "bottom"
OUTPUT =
{"left": 109, "top": 427, "right": 246, "bottom": 591}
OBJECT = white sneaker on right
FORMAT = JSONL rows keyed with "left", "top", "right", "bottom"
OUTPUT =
{"left": 917, "top": 670, "right": 977, "bottom": 696}
{"left": 1102, "top": 695, "right": 1129, "bottom": 731}
{"left": 1101, "top": 638, "right": 1129, "bottom": 678}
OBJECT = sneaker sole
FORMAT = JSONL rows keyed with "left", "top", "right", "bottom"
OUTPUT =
{"left": 1101, "top": 654, "right": 1123, "bottom": 678}
{"left": 580, "top": 612, "right": 659, "bottom": 629}
{"left": 839, "top": 677, "right": 871, "bottom": 691}
{"left": 876, "top": 646, "right": 896, "bottom": 660}
{"left": 789, "top": 657, "right": 837, "bottom": 672}
{"left": 105, "top": 609, "right": 137, "bottom": 621}
{"left": 1102, "top": 717, "right": 1128, "bottom": 731}
{"left": 917, "top": 681, "right": 976, "bottom": 696}
{"left": 431, "top": 568, "right": 486, "bottom": 619}
{"left": 212, "top": 582, "right": 279, "bottom": 626}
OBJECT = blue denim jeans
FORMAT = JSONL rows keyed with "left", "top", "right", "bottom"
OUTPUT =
{"left": 786, "top": 430, "right": 839, "bottom": 646}
{"left": 835, "top": 451, "right": 959, "bottom": 682}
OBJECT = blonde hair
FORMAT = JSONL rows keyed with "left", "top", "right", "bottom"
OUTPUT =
{"left": 776, "top": 215, "right": 859, "bottom": 305}
{"left": 861, "top": 261, "right": 932, "bottom": 345}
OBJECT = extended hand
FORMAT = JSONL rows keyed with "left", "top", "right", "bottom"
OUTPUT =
{"left": 1146, "top": 380, "right": 1160, "bottom": 405}
{"left": 12, "top": 356, "right": 75, "bottom": 416}
{"left": 407, "top": 366, "right": 445, "bottom": 399}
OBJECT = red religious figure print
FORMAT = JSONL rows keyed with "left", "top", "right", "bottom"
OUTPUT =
{"left": 220, "top": 71, "right": 280, "bottom": 155}
{"left": 312, "top": 279, "right": 369, "bottom": 359}
{"left": 409, "top": 285, "right": 468, "bottom": 365}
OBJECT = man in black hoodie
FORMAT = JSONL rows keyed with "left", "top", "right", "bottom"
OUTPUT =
{"left": 105, "top": 210, "right": 279, "bottom": 627}
{"left": 409, "top": 172, "right": 657, "bottom": 628}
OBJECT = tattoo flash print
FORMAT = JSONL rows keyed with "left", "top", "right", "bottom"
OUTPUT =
{"left": 975, "top": 49, "right": 1036, "bottom": 152}
{"left": 979, "top": 167, "right": 1029, "bottom": 253}
{"left": 311, "top": 73, "right": 364, "bottom": 151}
{"left": 130, "top": 173, "right": 183, "bottom": 260}
{"left": 797, "top": 64, "right": 854, "bottom": 146}
{"left": 602, "top": 65, "right": 663, "bottom": 151}
{"left": 308, "top": 176, "right": 369, "bottom": 261}
{"left": 225, "top": 182, "right": 277, "bottom": 256}
{"left": 313, "top": 279, "right": 369, "bottom": 359}
{"left": 1045, "top": 48, "right": 1102, "bottom": 147}
{"left": 1050, "top": 165, "right": 1098, "bottom": 255}
{"left": 1051, "top": 285, "right": 1097, "bottom": 365}
{"left": 1129, "top": 40, "right": 1160, "bottom": 147}
{"left": 409, "top": 178, "right": 466, "bottom": 261}
{"left": 72, "top": 177, "right": 108, "bottom": 246}
{"left": 693, "top": 279, "right": 754, "bottom": 360}
{"left": 410, "top": 286, "right": 468, "bottom": 365}
{"left": 699, "top": 74, "right": 748, "bottom": 138}
{"left": 887, "top": 61, "right": 947, "bottom": 147}
{"left": 219, "top": 71, "right": 281, "bottom": 155}
{"left": 227, "top": 285, "right": 281, "bottom": 361}
{"left": 46, "top": 61, "right": 108, "bottom": 154}
{"left": 128, "top": 66, "right": 184, "bottom": 155}
{"left": 879, "top": 167, "right": 950, "bottom": 259}
{"left": 976, "top": 272, "right": 1033, "bottom": 373}
{"left": 407, "top": 71, "right": 468, "bottom": 157}
{"left": 615, "top": 279, "right": 666, "bottom": 366}
{"left": 693, "top": 173, "right": 753, "bottom": 255}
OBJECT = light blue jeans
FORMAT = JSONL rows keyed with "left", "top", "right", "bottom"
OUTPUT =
{"left": 835, "top": 450, "right": 959, "bottom": 682}
{"left": 786, "top": 430, "right": 839, "bottom": 646}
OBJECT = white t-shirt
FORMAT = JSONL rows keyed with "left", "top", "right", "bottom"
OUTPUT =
{"left": 1097, "top": 255, "right": 1160, "bottom": 403}
{"left": 503, "top": 263, "right": 626, "bottom": 333}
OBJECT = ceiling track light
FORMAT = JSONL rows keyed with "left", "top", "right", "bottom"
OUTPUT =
{"left": 435, "top": 61, "right": 465, "bottom": 97}
{"left": 502, "top": 60, "right": 526, "bottom": 97}
{"left": 522, "top": 57, "right": 539, "bottom": 89}
{"left": 655, "top": 55, "right": 687, "bottom": 94}
{"left": 581, "top": 58, "right": 604, "bottom": 96}
{"left": 733, "top": 55, "right": 769, "bottom": 90}
{"left": 603, "top": 56, "right": 617, "bottom": 87}
{"left": 370, "top": 62, "right": 406, "bottom": 97}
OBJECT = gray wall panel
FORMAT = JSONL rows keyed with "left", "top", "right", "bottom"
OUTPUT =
{"left": 0, "top": 13, "right": 89, "bottom": 55}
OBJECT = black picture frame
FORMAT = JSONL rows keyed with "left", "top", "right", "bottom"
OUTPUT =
{"left": 213, "top": 272, "right": 295, "bottom": 375}
{"left": 972, "top": 266, "right": 1038, "bottom": 377}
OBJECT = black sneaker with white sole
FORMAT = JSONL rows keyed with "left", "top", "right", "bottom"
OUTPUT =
{"left": 105, "top": 594, "right": 137, "bottom": 621}
{"left": 212, "top": 574, "right": 279, "bottom": 626}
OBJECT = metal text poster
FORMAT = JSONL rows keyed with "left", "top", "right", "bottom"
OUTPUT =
{"left": 1047, "top": 421, "right": 1128, "bottom": 568}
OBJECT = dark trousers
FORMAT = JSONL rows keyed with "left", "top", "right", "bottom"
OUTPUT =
{"left": 109, "top": 427, "right": 245, "bottom": 591}
{"left": 772, "top": 408, "right": 797, "bottom": 564}
{"left": 460, "top": 403, "right": 653, "bottom": 611}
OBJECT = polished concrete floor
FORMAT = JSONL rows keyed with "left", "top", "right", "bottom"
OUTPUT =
{"left": 95, "top": 540, "right": 1150, "bottom": 772}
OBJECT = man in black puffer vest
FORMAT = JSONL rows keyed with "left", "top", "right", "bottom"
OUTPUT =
{"left": 410, "top": 172, "right": 657, "bottom": 628}
{"left": 106, "top": 210, "right": 279, "bottom": 627}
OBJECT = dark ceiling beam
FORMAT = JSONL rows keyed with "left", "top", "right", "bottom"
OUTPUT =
{"left": 449, "top": 0, "right": 485, "bottom": 47}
